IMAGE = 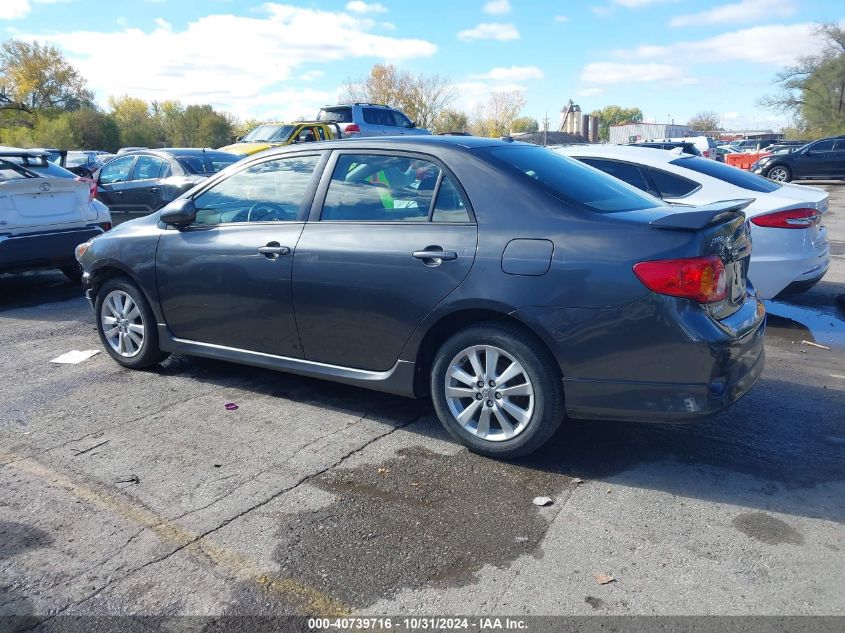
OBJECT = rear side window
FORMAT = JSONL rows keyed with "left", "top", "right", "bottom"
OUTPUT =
{"left": 321, "top": 153, "right": 447, "bottom": 221}
{"left": 810, "top": 139, "right": 835, "bottom": 152}
{"left": 318, "top": 107, "right": 353, "bottom": 123}
{"left": 132, "top": 156, "right": 166, "bottom": 180}
{"left": 490, "top": 146, "right": 658, "bottom": 213}
{"left": 578, "top": 158, "right": 651, "bottom": 194}
{"left": 432, "top": 176, "right": 470, "bottom": 222}
{"left": 671, "top": 156, "right": 781, "bottom": 193}
{"left": 646, "top": 167, "right": 700, "bottom": 198}
{"left": 363, "top": 108, "right": 393, "bottom": 126}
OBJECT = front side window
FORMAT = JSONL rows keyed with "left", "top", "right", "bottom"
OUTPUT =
{"left": 132, "top": 156, "right": 166, "bottom": 181}
{"left": 321, "top": 153, "right": 446, "bottom": 221}
{"left": 193, "top": 155, "right": 320, "bottom": 225}
{"left": 392, "top": 111, "right": 413, "bottom": 128}
{"left": 99, "top": 156, "right": 135, "bottom": 184}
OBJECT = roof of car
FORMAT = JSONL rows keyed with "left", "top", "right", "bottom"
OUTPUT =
{"left": 251, "top": 135, "right": 523, "bottom": 157}
{"left": 121, "top": 148, "right": 240, "bottom": 158}
{"left": 556, "top": 143, "right": 695, "bottom": 165}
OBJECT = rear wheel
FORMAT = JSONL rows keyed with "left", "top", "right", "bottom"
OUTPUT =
{"left": 430, "top": 323, "right": 564, "bottom": 459}
{"left": 766, "top": 165, "right": 791, "bottom": 182}
{"left": 95, "top": 277, "right": 167, "bottom": 369}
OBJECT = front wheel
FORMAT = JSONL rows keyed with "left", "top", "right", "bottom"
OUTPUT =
{"left": 95, "top": 277, "right": 168, "bottom": 369}
{"left": 766, "top": 165, "right": 792, "bottom": 182}
{"left": 430, "top": 323, "right": 565, "bottom": 459}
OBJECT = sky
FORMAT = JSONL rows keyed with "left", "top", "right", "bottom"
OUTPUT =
{"left": 2, "top": 0, "right": 843, "bottom": 131}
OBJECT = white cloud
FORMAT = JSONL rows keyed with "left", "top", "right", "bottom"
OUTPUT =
{"left": 345, "top": 1, "right": 387, "bottom": 14}
{"left": 577, "top": 87, "right": 605, "bottom": 96}
{"left": 0, "top": 0, "right": 30, "bottom": 20}
{"left": 612, "top": 0, "right": 673, "bottom": 6}
{"left": 669, "top": 0, "right": 795, "bottom": 28}
{"left": 458, "top": 22, "right": 519, "bottom": 41}
{"left": 452, "top": 80, "right": 527, "bottom": 112}
{"left": 299, "top": 70, "right": 325, "bottom": 81}
{"left": 154, "top": 17, "right": 172, "bottom": 30}
{"left": 23, "top": 3, "right": 436, "bottom": 119}
{"left": 483, "top": 0, "right": 511, "bottom": 15}
{"left": 471, "top": 65, "right": 543, "bottom": 81}
{"left": 581, "top": 62, "right": 696, "bottom": 84}
{"left": 554, "top": 15, "right": 570, "bottom": 23}
{"left": 616, "top": 23, "right": 826, "bottom": 66}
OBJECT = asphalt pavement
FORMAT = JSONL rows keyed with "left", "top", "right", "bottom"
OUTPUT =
{"left": 0, "top": 184, "right": 843, "bottom": 627}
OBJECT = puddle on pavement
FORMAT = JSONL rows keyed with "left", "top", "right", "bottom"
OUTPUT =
{"left": 764, "top": 300, "right": 845, "bottom": 347}
{"left": 268, "top": 446, "right": 575, "bottom": 607}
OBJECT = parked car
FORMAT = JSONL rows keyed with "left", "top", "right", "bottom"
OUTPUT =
{"left": 628, "top": 140, "right": 701, "bottom": 156}
{"left": 715, "top": 146, "right": 741, "bottom": 162}
{"left": 76, "top": 137, "right": 765, "bottom": 458}
{"left": 94, "top": 148, "right": 241, "bottom": 223}
{"left": 664, "top": 136, "right": 718, "bottom": 159}
{"left": 751, "top": 136, "right": 845, "bottom": 182}
{"left": 729, "top": 139, "right": 778, "bottom": 153}
{"left": 316, "top": 103, "right": 431, "bottom": 138}
{"left": 64, "top": 151, "right": 105, "bottom": 178}
{"left": 219, "top": 121, "right": 341, "bottom": 156}
{"left": 556, "top": 144, "right": 829, "bottom": 298}
{"left": 116, "top": 147, "right": 148, "bottom": 156}
{"left": 0, "top": 149, "right": 111, "bottom": 282}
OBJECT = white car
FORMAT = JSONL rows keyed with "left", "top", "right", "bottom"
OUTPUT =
{"left": 555, "top": 144, "right": 830, "bottom": 299}
{"left": 0, "top": 149, "right": 112, "bottom": 281}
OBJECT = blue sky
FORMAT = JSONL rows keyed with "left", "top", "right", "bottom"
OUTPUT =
{"left": 2, "top": 0, "right": 843, "bottom": 130}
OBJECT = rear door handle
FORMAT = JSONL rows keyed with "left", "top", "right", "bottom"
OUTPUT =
{"left": 412, "top": 250, "right": 458, "bottom": 261}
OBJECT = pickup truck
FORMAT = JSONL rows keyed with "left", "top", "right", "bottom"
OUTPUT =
{"left": 219, "top": 121, "right": 341, "bottom": 156}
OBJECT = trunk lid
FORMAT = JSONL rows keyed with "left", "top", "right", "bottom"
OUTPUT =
{"left": 0, "top": 177, "right": 93, "bottom": 231}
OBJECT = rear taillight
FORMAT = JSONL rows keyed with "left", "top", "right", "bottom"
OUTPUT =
{"left": 633, "top": 255, "right": 727, "bottom": 303}
{"left": 750, "top": 208, "right": 819, "bottom": 229}
{"left": 99, "top": 222, "right": 112, "bottom": 232}
{"left": 344, "top": 124, "right": 361, "bottom": 133}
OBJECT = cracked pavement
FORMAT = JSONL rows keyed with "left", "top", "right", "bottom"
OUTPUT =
{"left": 0, "top": 185, "right": 843, "bottom": 624}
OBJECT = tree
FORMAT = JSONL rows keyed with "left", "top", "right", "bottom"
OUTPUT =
{"left": 69, "top": 108, "right": 120, "bottom": 151}
{"left": 762, "top": 23, "right": 845, "bottom": 138}
{"left": 108, "top": 95, "right": 159, "bottom": 148}
{"left": 434, "top": 108, "right": 469, "bottom": 134}
{"left": 511, "top": 116, "right": 539, "bottom": 134}
{"left": 687, "top": 111, "right": 721, "bottom": 131}
{"left": 589, "top": 105, "right": 644, "bottom": 141}
{"left": 0, "top": 40, "right": 94, "bottom": 112}
{"left": 470, "top": 91, "right": 526, "bottom": 137}
{"left": 342, "top": 63, "right": 456, "bottom": 130}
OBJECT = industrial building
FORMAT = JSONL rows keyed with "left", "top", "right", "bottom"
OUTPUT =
{"left": 609, "top": 123, "right": 693, "bottom": 145}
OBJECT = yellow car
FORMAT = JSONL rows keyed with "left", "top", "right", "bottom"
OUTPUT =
{"left": 219, "top": 121, "right": 340, "bottom": 156}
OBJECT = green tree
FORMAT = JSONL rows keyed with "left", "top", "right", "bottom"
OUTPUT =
{"left": 589, "top": 105, "right": 644, "bottom": 141}
{"left": 0, "top": 40, "right": 94, "bottom": 112}
{"left": 342, "top": 63, "right": 456, "bottom": 130}
{"left": 762, "top": 23, "right": 845, "bottom": 138}
{"left": 109, "top": 95, "right": 158, "bottom": 148}
{"left": 70, "top": 108, "right": 120, "bottom": 151}
{"left": 231, "top": 117, "right": 265, "bottom": 140}
{"left": 687, "top": 111, "right": 721, "bottom": 132}
{"left": 433, "top": 108, "right": 469, "bottom": 134}
{"left": 190, "top": 106, "right": 232, "bottom": 148}
{"left": 511, "top": 116, "right": 539, "bottom": 133}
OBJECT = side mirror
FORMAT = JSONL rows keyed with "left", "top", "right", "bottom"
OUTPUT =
{"left": 410, "top": 121, "right": 417, "bottom": 128}
{"left": 160, "top": 198, "right": 197, "bottom": 226}
{"left": 235, "top": 136, "right": 243, "bottom": 142}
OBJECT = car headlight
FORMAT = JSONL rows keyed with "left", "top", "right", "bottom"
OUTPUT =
{"left": 75, "top": 240, "right": 93, "bottom": 262}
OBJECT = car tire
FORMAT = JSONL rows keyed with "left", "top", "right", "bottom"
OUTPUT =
{"left": 766, "top": 165, "right": 792, "bottom": 183}
{"left": 95, "top": 277, "right": 168, "bottom": 369}
{"left": 60, "top": 264, "right": 82, "bottom": 283}
{"left": 430, "top": 322, "right": 565, "bottom": 459}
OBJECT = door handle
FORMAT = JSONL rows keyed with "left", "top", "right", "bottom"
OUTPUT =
{"left": 257, "top": 244, "right": 291, "bottom": 259}
{"left": 412, "top": 249, "right": 458, "bottom": 262}
{"left": 149, "top": 187, "right": 159, "bottom": 193}
{"left": 114, "top": 191, "right": 123, "bottom": 196}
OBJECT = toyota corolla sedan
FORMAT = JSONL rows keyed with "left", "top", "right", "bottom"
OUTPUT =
{"left": 75, "top": 137, "right": 765, "bottom": 458}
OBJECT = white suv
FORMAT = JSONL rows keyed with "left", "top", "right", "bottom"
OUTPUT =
{"left": 316, "top": 103, "right": 431, "bottom": 138}
{"left": 0, "top": 148, "right": 111, "bottom": 281}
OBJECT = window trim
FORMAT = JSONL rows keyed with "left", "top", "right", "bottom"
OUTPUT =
{"left": 179, "top": 151, "right": 328, "bottom": 228}
{"left": 130, "top": 155, "right": 167, "bottom": 182}
{"left": 309, "top": 149, "right": 476, "bottom": 225}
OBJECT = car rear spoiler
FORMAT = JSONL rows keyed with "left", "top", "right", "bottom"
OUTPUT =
{"left": 649, "top": 199, "right": 754, "bottom": 231}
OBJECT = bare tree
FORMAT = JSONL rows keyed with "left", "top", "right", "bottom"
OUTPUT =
{"left": 687, "top": 111, "right": 721, "bottom": 131}
{"left": 470, "top": 91, "right": 526, "bottom": 137}
{"left": 341, "top": 63, "right": 456, "bottom": 130}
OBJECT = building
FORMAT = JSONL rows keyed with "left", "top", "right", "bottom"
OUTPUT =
{"left": 609, "top": 123, "right": 692, "bottom": 145}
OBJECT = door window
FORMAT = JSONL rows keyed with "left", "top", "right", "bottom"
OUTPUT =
{"left": 99, "top": 156, "right": 135, "bottom": 184}
{"left": 193, "top": 155, "right": 320, "bottom": 225}
{"left": 392, "top": 111, "right": 413, "bottom": 128}
{"left": 579, "top": 158, "right": 650, "bottom": 193}
{"left": 431, "top": 175, "right": 471, "bottom": 222}
{"left": 646, "top": 167, "right": 700, "bottom": 198}
{"left": 132, "top": 156, "right": 166, "bottom": 181}
{"left": 320, "top": 154, "right": 442, "bottom": 221}
{"left": 363, "top": 108, "right": 393, "bottom": 126}
{"left": 809, "top": 139, "right": 835, "bottom": 152}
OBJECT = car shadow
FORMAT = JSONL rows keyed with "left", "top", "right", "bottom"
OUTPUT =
{"left": 0, "top": 271, "right": 83, "bottom": 312}
{"left": 0, "top": 522, "right": 52, "bottom": 629}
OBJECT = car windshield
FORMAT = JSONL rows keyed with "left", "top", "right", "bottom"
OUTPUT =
{"left": 487, "top": 145, "right": 659, "bottom": 213}
{"left": 671, "top": 156, "right": 782, "bottom": 193}
{"left": 241, "top": 124, "right": 295, "bottom": 143}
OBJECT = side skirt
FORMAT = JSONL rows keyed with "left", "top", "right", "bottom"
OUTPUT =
{"left": 158, "top": 325, "right": 419, "bottom": 398}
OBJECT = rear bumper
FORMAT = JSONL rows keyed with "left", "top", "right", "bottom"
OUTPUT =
{"left": 0, "top": 227, "right": 102, "bottom": 274}
{"left": 749, "top": 242, "right": 830, "bottom": 299}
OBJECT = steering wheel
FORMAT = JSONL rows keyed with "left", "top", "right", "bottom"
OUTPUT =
{"left": 245, "top": 202, "right": 294, "bottom": 222}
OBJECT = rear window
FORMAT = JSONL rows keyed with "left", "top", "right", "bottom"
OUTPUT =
{"left": 671, "top": 156, "right": 781, "bottom": 193}
{"left": 318, "top": 107, "right": 353, "bottom": 123}
{"left": 488, "top": 146, "right": 659, "bottom": 213}
{"left": 0, "top": 159, "right": 33, "bottom": 181}
{"left": 176, "top": 152, "right": 240, "bottom": 174}
{"left": 5, "top": 157, "right": 76, "bottom": 179}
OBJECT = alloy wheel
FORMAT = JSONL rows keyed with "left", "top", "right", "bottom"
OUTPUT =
{"left": 444, "top": 344, "right": 535, "bottom": 442}
{"left": 100, "top": 290, "right": 145, "bottom": 358}
{"left": 768, "top": 167, "right": 788, "bottom": 182}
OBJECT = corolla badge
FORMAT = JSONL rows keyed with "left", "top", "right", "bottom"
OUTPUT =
{"left": 38, "top": 182, "right": 50, "bottom": 192}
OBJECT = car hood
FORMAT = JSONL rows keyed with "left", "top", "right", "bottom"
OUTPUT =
{"left": 217, "top": 141, "right": 277, "bottom": 156}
